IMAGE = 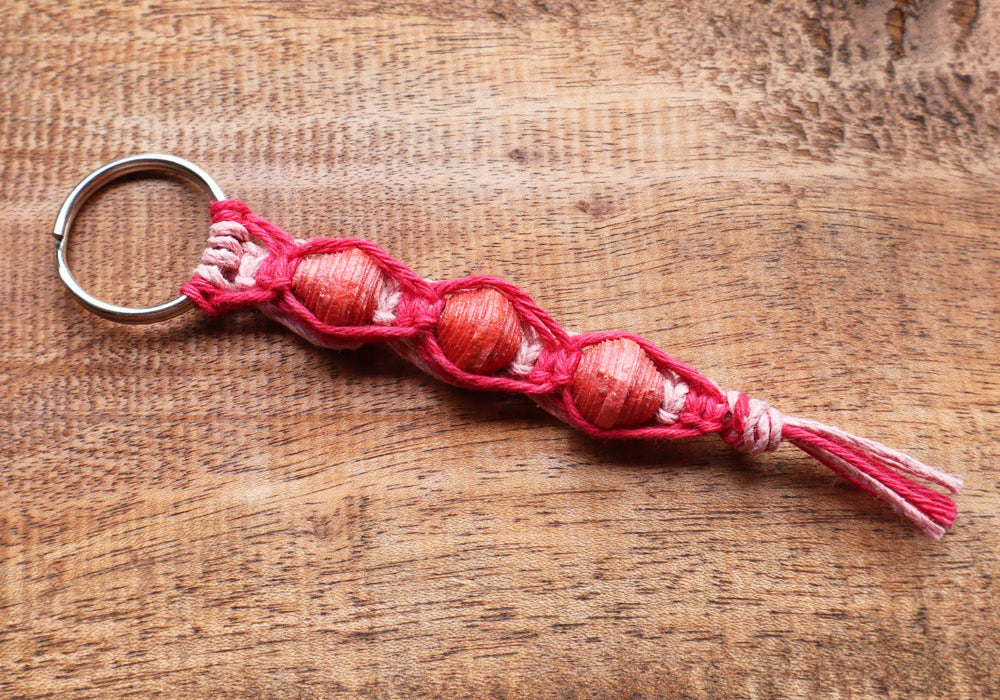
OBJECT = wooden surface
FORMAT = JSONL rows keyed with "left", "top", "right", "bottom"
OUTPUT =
{"left": 2, "top": 1, "right": 999, "bottom": 697}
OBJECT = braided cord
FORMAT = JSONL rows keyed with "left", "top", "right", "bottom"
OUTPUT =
{"left": 181, "top": 200, "right": 962, "bottom": 539}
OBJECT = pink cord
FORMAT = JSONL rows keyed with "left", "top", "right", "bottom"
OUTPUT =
{"left": 181, "top": 201, "right": 962, "bottom": 539}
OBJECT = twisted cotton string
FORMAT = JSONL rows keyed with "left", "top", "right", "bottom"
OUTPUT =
{"left": 181, "top": 200, "right": 962, "bottom": 539}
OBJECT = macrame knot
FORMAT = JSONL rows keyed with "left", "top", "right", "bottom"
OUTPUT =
{"left": 721, "top": 390, "right": 784, "bottom": 454}
{"left": 394, "top": 293, "right": 442, "bottom": 334}
{"left": 210, "top": 199, "right": 253, "bottom": 221}
{"left": 524, "top": 343, "right": 578, "bottom": 393}
{"left": 193, "top": 220, "right": 268, "bottom": 292}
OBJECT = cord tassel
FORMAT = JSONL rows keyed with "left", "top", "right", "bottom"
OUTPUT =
{"left": 718, "top": 391, "right": 959, "bottom": 538}
{"left": 782, "top": 420, "right": 960, "bottom": 539}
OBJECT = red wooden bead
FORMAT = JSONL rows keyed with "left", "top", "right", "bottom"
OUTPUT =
{"left": 291, "top": 249, "right": 383, "bottom": 326}
{"left": 437, "top": 287, "right": 522, "bottom": 375}
{"left": 571, "top": 338, "right": 663, "bottom": 429}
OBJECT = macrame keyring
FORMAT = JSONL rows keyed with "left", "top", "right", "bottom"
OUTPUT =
{"left": 54, "top": 154, "right": 964, "bottom": 539}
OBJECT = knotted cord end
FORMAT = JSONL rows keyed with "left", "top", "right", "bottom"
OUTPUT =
{"left": 721, "top": 391, "right": 784, "bottom": 454}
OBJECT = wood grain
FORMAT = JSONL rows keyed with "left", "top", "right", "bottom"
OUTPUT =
{"left": 2, "top": 1, "right": 999, "bottom": 697}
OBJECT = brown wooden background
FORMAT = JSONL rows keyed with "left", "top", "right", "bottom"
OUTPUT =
{"left": 2, "top": 1, "right": 999, "bottom": 698}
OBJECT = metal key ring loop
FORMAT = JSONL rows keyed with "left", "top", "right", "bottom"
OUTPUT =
{"left": 53, "top": 153, "right": 225, "bottom": 324}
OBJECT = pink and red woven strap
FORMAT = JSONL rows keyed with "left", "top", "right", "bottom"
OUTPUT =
{"left": 181, "top": 200, "right": 962, "bottom": 539}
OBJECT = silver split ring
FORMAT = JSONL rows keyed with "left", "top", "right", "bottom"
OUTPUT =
{"left": 53, "top": 153, "right": 225, "bottom": 324}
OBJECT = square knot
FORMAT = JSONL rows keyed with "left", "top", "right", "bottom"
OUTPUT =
{"left": 721, "top": 391, "right": 784, "bottom": 454}
{"left": 194, "top": 220, "right": 268, "bottom": 292}
{"left": 210, "top": 200, "right": 253, "bottom": 219}
{"left": 524, "top": 343, "right": 578, "bottom": 393}
{"left": 394, "top": 293, "right": 443, "bottom": 333}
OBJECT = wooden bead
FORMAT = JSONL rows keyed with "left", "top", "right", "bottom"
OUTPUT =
{"left": 291, "top": 249, "right": 383, "bottom": 326}
{"left": 436, "top": 287, "right": 522, "bottom": 374}
{"left": 571, "top": 338, "right": 663, "bottom": 429}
